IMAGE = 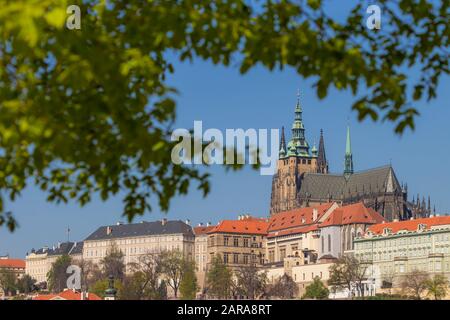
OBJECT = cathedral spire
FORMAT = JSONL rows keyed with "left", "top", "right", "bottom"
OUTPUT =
{"left": 279, "top": 126, "right": 286, "bottom": 158}
{"left": 287, "top": 89, "right": 310, "bottom": 157}
{"left": 317, "top": 129, "right": 328, "bottom": 173}
{"left": 344, "top": 125, "right": 354, "bottom": 177}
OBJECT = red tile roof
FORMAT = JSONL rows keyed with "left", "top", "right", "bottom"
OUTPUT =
{"left": 33, "top": 290, "right": 102, "bottom": 300}
{"left": 367, "top": 215, "right": 450, "bottom": 235}
{"left": 268, "top": 203, "right": 334, "bottom": 232}
{"left": 268, "top": 224, "right": 319, "bottom": 238}
{"left": 193, "top": 226, "right": 215, "bottom": 235}
{"left": 319, "top": 202, "right": 385, "bottom": 228}
{"left": 207, "top": 217, "right": 269, "bottom": 235}
{"left": 0, "top": 258, "right": 25, "bottom": 269}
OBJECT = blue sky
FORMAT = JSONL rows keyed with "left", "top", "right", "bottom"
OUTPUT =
{"left": 1, "top": 1, "right": 449, "bottom": 258}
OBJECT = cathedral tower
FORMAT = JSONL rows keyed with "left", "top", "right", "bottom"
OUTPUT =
{"left": 270, "top": 91, "right": 323, "bottom": 215}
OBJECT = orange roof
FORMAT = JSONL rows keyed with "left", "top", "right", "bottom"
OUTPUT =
{"left": 208, "top": 217, "right": 269, "bottom": 235}
{"left": 367, "top": 215, "right": 450, "bottom": 235}
{"left": 193, "top": 226, "right": 216, "bottom": 235}
{"left": 33, "top": 290, "right": 102, "bottom": 300}
{"left": 268, "top": 203, "right": 334, "bottom": 232}
{"left": 319, "top": 202, "right": 385, "bottom": 228}
{"left": 0, "top": 258, "right": 25, "bottom": 269}
{"left": 268, "top": 224, "right": 318, "bottom": 238}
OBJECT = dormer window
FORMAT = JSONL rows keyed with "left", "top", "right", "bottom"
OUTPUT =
{"left": 417, "top": 224, "right": 427, "bottom": 232}
{"left": 383, "top": 228, "right": 392, "bottom": 236}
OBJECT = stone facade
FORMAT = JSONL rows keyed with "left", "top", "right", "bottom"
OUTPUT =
{"left": 206, "top": 216, "right": 269, "bottom": 271}
{"left": 25, "top": 242, "right": 83, "bottom": 284}
{"left": 353, "top": 216, "right": 450, "bottom": 292}
{"left": 193, "top": 224, "right": 215, "bottom": 293}
{"left": 83, "top": 219, "right": 195, "bottom": 270}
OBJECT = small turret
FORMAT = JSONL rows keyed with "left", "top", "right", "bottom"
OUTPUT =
{"left": 311, "top": 141, "right": 318, "bottom": 157}
{"left": 344, "top": 125, "right": 354, "bottom": 178}
{"left": 279, "top": 126, "right": 286, "bottom": 159}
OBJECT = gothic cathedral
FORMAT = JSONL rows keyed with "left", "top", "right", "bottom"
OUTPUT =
{"left": 270, "top": 92, "right": 432, "bottom": 222}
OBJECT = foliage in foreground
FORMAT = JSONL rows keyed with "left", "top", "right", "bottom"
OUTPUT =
{"left": 0, "top": 0, "right": 448, "bottom": 230}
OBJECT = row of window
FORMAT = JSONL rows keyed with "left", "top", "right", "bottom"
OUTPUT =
{"left": 220, "top": 252, "right": 263, "bottom": 265}
{"left": 357, "top": 233, "right": 450, "bottom": 250}
{"left": 85, "top": 235, "right": 189, "bottom": 248}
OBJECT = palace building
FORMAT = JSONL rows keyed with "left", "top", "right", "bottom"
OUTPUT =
{"left": 270, "top": 92, "right": 432, "bottom": 221}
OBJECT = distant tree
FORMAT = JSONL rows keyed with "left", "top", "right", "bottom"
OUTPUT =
{"left": 16, "top": 274, "right": 36, "bottom": 294}
{"left": 47, "top": 254, "right": 72, "bottom": 293}
{"left": 381, "top": 271, "right": 396, "bottom": 295}
{"left": 328, "top": 255, "right": 367, "bottom": 299}
{"left": 235, "top": 265, "right": 267, "bottom": 299}
{"left": 75, "top": 259, "right": 98, "bottom": 291}
{"left": 90, "top": 278, "right": 123, "bottom": 299}
{"left": 267, "top": 274, "right": 298, "bottom": 299}
{"left": 120, "top": 273, "right": 147, "bottom": 300}
{"left": 206, "top": 254, "right": 233, "bottom": 299}
{"left": 158, "top": 279, "right": 168, "bottom": 300}
{"left": 101, "top": 243, "right": 126, "bottom": 281}
{"left": 160, "top": 250, "right": 189, "bottom": 298}
{"left": 400, "top": 269, "right": 429, "bottom": 300}
{"left": 425, "top": 274, "right": 448, "bottom": 300}
{"left": 302, "top": 276, "right": 329, "bottom": 300}
{"left": 0, "top": 271, "right": 18, "bottom": 296}
{"left": 179, "top": 260, "right": 198, "bottom": 300}
{"left": 127, "top": 252, "right": 165, "bottom": 299}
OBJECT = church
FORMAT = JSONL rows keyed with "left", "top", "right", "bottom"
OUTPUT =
{"left": 270, "top": 92, "right": 432, "bottom": 222}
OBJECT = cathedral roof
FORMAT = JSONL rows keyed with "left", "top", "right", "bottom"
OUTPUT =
{"left": 319, "top": 202, "right": 385, "bottom": 228}
{"left": 207, "top": 217, "right": 269, "bottom": 235}
{"left": 365, "top": 215, "right": 450, "bottom": 236}
{"left": 298, "top": 165, "right": 401, "bottom": 200}
{"left": 268, "top": 203, "right": 334, "bottom": 232}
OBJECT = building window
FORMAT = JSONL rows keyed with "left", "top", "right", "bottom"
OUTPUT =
{"left": 224, "top": 237, "right": 230, "bottom": 246}
{"left": 233, "top": 237, "right": 239, "bottom": 247}
{"left": 280, "top": 248, "right": 286, "bottom": 260}
{"left": 243, "top": 238, "right": 249, "bottom": 247}
{"left": 321, "top": 236, "right": 324, "bottom": 252}
{"left": 223, "top": 253, "right": 229, "bottom": 264}
{"left": 269, "top": 250, "right": 275, "bottom": 263}
{"left": 243, "top": 254, "right": 249, "bottom": 265}
{"left": 328, "top": 235, "right": 331, "bottom": 252}
{"left": 233, "top": 253, "right": 239, "bottom": 264}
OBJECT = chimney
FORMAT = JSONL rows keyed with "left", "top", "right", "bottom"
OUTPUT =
{"left": 207, "top": 222, "right": 211, "bottom": 227}
{"left": 312, "top": 208, "right": 318, "bottom": 221}
{"left": 198, "top": 222, "right": 203, "bottom": 227}
{"left": 116, "top": 221, "right": 123, "bottom": 226}
{"left": 106, "top": 226, "right": 112, "bottom": 235}
{"left": 185, "top": 219, "right": 190, "bottom": 225}
{"left": 161, "top": 218, "right": 167, "bottom": 226}
{"left": 393, "top": 219, "right": 399, "bottom": 222}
